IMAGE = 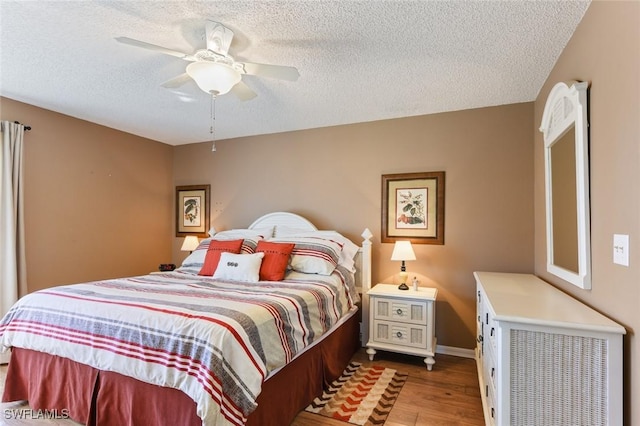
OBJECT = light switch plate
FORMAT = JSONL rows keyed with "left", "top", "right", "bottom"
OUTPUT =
{"left": 613, "top": 234, "right": 629, "bottom": 266}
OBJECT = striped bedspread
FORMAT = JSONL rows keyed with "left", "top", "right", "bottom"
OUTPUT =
{"left": 0, "top": 268, "right": 356, "bottom": 426}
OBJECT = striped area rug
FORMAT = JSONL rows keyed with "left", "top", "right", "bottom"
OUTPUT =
{"left": 305, "top": 362, "right": 408, "bottom": 425}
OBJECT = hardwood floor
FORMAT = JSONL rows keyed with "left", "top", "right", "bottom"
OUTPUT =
{"left": 1, "top": 349, "right": 484, "bottom": 426}
{"left": 292, "top": 349, "right": 485, "bottom": 426}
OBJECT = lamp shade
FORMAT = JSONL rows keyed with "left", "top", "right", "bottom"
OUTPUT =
{"left": 390, "top": 241, "right": 416, "bottom": 261}
{"left": 181, "top": 235, "right": 200, "bottom": 252}
{"left": 186, "top": 61, "right": 241, "bottom": 95}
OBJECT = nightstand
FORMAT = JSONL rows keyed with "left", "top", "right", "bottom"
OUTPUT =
{"left": 366, "top": 283, "right": 437, "bottom": 370}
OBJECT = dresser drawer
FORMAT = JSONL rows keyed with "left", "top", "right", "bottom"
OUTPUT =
{"left": 372, "top": 296, "right": 427, "bottom": 325}
{"left": 371, "top": 319, "right": 428, "bottom": 349}
{"left": 486, "top": 314, "right": 497, "bottom": 353}
{"left": 486, "top": 379, "right": 497, "bottom": 426}
{"left": 483, "top": 341, "right": 497, "bottom": 390}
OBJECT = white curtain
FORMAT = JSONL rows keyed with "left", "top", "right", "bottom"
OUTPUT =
{"left": 0, "top": 121, "right": 27, "bottom": 364}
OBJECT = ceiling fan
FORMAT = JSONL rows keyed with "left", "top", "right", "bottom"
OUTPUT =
{"left": 116, "top": 20, "right": 300, "bottom": 101}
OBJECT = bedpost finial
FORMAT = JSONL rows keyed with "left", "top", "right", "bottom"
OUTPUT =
{"left": 361, "top": 228, "right": 373, "bottom": 242}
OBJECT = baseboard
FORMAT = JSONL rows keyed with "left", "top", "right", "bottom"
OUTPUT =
{"left": 435, "top": 345, "right": 476, "bottom": 359}
{"left": 359, "top": 337, "right": 476, "bottom": 360}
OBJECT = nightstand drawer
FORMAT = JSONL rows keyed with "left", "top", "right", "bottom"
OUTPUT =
{"left": 372, "top": 320, "right": 428, "bottom": 349}
{"left": 373, "top": 297, "right": 427, "bottom": 325}
{"left": 366, "top": 284, "right": 437, "bottom": 370}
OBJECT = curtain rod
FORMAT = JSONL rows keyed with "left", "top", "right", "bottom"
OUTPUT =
{"left": 14, "top": 120, "right": 31, "bottom": 131}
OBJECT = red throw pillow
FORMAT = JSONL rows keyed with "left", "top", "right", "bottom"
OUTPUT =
{"left": 255, "top": 240, "right": 295, "bottom": 281}
{"left": 198, "top": 239, "right": 244, "bottom": 276}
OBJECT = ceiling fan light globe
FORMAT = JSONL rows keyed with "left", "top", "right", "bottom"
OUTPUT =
{"left": 186, "top": 61, "right": 241, "bottom": 96}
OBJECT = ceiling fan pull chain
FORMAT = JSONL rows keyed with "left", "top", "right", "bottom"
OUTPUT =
{"left": 210, "top": 93, "right": 216, "bottom": 152}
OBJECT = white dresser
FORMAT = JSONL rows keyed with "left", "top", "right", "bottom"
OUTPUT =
{"left": 474, "top": 272, "right": 625, "bottom": 426}
{"left": 366, "top": 283, "right": 437, "bottom": 370}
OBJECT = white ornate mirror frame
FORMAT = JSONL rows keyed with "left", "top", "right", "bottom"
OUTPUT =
{"left": 540, "top": 81, "right": 591, "bottom": 289}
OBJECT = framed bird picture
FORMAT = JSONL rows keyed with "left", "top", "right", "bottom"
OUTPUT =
{"left": 176, "top": 184, "right": 210, "bottom": 237}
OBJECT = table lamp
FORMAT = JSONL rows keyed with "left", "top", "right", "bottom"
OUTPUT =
{"left": 181, "top": 235, "right": 200, "bottom": 254}
{"left": 391, "top": 241, "right": 416, "bottom": 290}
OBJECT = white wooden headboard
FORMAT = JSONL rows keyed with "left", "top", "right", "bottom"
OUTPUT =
{"left": 249, "top": 212, "right": 373, "bottom": 344}
{"left": 249, "top": 211, "right": 317, "bottom": 234}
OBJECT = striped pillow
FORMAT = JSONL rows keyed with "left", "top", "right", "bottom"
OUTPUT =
{"left": 269, "top": 237, "right": 342, "bottom": 275}
{"left": 210, "top": 229, "right": 272, "bottom": 254}
{"left": 275, "top": 229, "right": 359, "bottom": 273}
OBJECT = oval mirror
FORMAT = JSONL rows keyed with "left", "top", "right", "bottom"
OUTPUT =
{"left": 540, "top": 81, "right": 591, "bottom": 289}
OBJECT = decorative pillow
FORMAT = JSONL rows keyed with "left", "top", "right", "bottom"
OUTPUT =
{"left": 213, "top": 252, "right": 265, "bottom": 282}
{"left": 178, "top": 228, "right": 275, "bottom": 274}
{"left": 269, "top": 236, "right": 342, "bottom": 275}
{"left": 198, "top": 239, "right": 244, "bottom": 276}
{"left": 255, "top": 240, "right": 295, "bottom": 281}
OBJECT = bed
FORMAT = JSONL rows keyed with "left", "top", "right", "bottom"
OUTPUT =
{"left": 1, "top": 212, "right": 373, "bottom": 426}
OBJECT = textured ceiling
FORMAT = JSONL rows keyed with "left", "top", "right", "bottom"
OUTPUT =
{"left": 0, "top": 1, "right": 590, "bottom": 146}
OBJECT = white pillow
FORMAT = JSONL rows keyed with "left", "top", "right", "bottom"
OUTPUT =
{"left": 213, "top": 252, "right": 265, "bottom": 282}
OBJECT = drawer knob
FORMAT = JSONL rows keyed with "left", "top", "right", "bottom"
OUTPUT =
{"left": 477, "top": 335, "right": 483, "bottom": 343}
{"left": 396, "top": 308, "right": 403, "bottom": 315}
{"left": 396, "top": 331, "right": 403, "bottom": 338}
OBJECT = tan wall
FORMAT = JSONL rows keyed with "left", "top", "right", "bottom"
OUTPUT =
{"left": 0, "top": 97, "right": 174, "bottom": 292}
{"left": 533, "top": 2, "right": 640, "bottom": 423}
{"left": 174, "top": 102, "right": 535, "bottom": 350}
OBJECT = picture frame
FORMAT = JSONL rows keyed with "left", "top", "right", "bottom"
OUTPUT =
{"left": 381, "top": 171, "right": 445, "bottom": 245}
{"left": 176, "top": 185, "right": 210, "bottom": 237}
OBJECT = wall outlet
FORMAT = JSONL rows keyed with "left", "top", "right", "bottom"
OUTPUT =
{"left": 613, "top": 234, "right": 630, "bottom": 267}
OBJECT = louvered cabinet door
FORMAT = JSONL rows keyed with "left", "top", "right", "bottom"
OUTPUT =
{"left": 365, "top": 283, "right": 437, "bottom": 370}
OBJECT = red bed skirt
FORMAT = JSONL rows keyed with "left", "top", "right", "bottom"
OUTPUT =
{"left": 2, "top": 311, "right": 360, "bottom": 426}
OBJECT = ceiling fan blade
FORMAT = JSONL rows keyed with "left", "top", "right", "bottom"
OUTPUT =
{"left": 205, "top": 21, "right": 234, "bottom": 55}
{"left": 240, "top": 62, "right": 300, "bottom": 82}
{"left": 160, "top": 73, "right": 192, "bottom": 89}
{"left": 231, "top": 81, "right": 257, "bottom": 101}
{"left": 115, "top": 37, "right": 197, "bottom": 61}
